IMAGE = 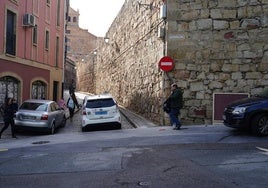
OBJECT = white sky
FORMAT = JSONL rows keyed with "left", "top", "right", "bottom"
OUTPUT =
{"left": 70, "top": 0, "right": 125, "bottom": 37}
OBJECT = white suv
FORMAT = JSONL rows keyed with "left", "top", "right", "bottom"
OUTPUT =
{"left": 81, "top": 94, "right": 121, "bottom": 131}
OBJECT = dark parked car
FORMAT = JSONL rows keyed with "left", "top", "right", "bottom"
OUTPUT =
{"left": 223, "top": 90, "right": 268, "bottom": 136}
{"left": 14, "top": 99, "right": 66, "bottom": 134}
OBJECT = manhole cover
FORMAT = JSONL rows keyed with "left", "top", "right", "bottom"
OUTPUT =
{"left": 32, "top": 141, "right": 50, "bottom": 145}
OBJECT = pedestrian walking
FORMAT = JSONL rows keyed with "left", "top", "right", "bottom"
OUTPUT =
{"left": 0, "top": 97, "right": 18, "bottom": 139}
{"left": 67, "top": 94, "right": 75, "bottom": 121}
{"left": 69, "top": 79, "right": 75, "bottom": 95}
{"left": 165, "top": 83, "right": 183, "bottom": 130}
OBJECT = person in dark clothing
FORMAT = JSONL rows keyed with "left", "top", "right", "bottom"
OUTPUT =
{"left": 166, "top": 83, "right": 183, "bottom": 130}
{"left": 69, "top": 79, "right": 75, "bottom": 95}
{"left": 0, "top": 97, "right": 18, "bottom": 139}
{"left": 67, "top": 93, "right": 76, "bottom": 121}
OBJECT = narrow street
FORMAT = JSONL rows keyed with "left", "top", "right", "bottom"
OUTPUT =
{"left": 57, "top": 108, "right": 135, "bottom": 134}
{"left": 0, "top": 92, "right": 268, "bottom": 188}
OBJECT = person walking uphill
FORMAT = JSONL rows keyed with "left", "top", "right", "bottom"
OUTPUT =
{"left": 67, "top": 94, "right": 75, "bottom": 121}
{"left": 67, "top": 93, "right": 79, "bottom": 121}
{"left": 166, "top": 83, "right": 183, "bottom": 130}
{"left": 0, "top": 97, "right": 18, "bottom": 139}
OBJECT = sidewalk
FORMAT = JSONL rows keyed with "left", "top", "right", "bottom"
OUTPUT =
{"left": 119, "top": 106, "right": 157, "bottom": 128}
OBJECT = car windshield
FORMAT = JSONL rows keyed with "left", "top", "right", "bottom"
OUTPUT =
{"left": 257, "top": 89, "right": 268, "bottom": 98}
{"left": 86, "top": 98, "right": 115, "bottom": 108}
{"left": 20, "top": 102, "right": 48, "bottom": 111}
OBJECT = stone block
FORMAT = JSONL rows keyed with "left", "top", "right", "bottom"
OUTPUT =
{"left": 209, "top": 81, "right": 223, "bottom": 89}
{"left": 190, "top": 81, "right": 206, "bottom": 91}
{"left": 223, "top": 9, "right": 237, "bottom": 19}
{"left": 210, "top": 9, "right": 222, "bottom": 19}
{"left": 219, "top": 73, "right": 231, "bottom": 80}
{"left": 213, "top": 20, "right": 229, "bottom": 30}
{"left": 243, "top": 51, "right": 257, "bottom": 58}
{"left": 245, "top": 72, "right": 262, "bottom": 79}
{"left": 240, "top": 64, "right": 250, "bottom": 72}
{"left": 196, "top": 19, "right": 212, "bottom": 30}
{"left": 222, "top": 64, "right": 239, "bottom": 72}
{"left": 181, "top": 10, "right": 199, "bottom": 20}
{"left": 196, "top": 91, "right": 205, "bottom": 99}
{"left": 232, "top": 72, "right": 243, "bottom": 80}
{"left": 218, "top": 0, "right": 237, "bottom": 8}
{"left": 230, "top": 21, "right": 240, "bottom": 29}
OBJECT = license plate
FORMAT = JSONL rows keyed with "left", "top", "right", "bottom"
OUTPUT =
{"left": 95, "top": 111, "right": 107, "bottom": 115}
{"left": 23, "top": 116, "right": 36, "bottom": 120}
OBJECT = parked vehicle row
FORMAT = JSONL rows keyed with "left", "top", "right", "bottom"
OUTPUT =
{"left": 12, "top": 93, "right": 122, "bottom": 134}
{"left": 8, "top": 90, "right": 268, "bottom": 136}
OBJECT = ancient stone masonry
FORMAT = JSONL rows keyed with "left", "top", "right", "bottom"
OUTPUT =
{"left": 95, "top": 0, "right": 166, "bottom": 124}
{"left": 93, "top": 0, "right": 268, "bottom": 125}
{"left": 167, "top": 0, "right": 268, "bottom": 124}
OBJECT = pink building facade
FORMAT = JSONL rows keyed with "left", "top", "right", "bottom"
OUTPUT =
{"left": 0, "top": 0, "right": 66, "bottom": 107}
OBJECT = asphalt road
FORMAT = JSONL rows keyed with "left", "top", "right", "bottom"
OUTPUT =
{"left": 0, "top": 91, "right": 268, "bottom": 188}
{"left": 0, "top": 121, "right": 268, "bottom": 188}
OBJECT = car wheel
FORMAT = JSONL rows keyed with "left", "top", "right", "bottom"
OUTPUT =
{"left": 50, "top": 122, "right": 56, "bottom": 135}
{"left": 251, "top": 114, "right": 268, "bottom": 136}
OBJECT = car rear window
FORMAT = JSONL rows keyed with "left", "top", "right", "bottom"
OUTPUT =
{"left": 20, "top": 102, "right": 48, "bottom": 111}
{"left": 86, "top": 98, "right": 115, "bottom": 108}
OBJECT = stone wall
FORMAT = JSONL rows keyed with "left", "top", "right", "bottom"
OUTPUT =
{"left": 167, "top": 0, "right": 268, "bottom": 124}
{"left": 93, "top": 0, "right": 268, "bottom": 125}
{"left": 95, "top": 0, "right": 166, "bottom": 124}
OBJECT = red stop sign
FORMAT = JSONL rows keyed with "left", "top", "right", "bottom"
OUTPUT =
{"left": 159, "top": 56, "right": 174, "bottom": 72}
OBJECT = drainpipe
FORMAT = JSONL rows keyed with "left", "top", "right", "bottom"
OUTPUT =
{"left": 161, "top": 1, "right": 168, "bottom": 126}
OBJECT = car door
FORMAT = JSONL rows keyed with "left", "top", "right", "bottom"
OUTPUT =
{"left": 50, "top": 102, "right": 62, "bottom": 127}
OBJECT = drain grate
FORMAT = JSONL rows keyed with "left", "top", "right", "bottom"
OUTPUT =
{"left": 32, "top": 141, "right": 50, "bottom": 145}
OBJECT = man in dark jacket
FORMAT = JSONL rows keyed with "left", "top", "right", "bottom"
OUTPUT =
{"left": 0, "top": 97, "right": 18, "bottom": 139}
{"left": 166, "top": 83, "right": 183, "bottom": 130}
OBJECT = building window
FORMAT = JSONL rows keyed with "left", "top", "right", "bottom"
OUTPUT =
{"left": 33, "top": 24, "right": 37, "bottom": 45}
{"left": 55, "top": 36, "right": 59, "bottom": 67}
{"left": 73, "top": 17, "right": 77, "bottom": 22}
{"left": 46, "top": 0, "right": 50, "bottom": 5}
{"left": 56, "top": 0, "right": 61, "bottom": 26}
{"left": 0, "top": 76, "right": 19, "bottom": 122}
{"left": 32, "top": 81, "right": 46, "bottom": 99}
{"left": 45, "top": 30, "right": 49, "bottom": 50}
{"left": 6, "top": 10, "right": 16, "bottom": 56}
{"left": 68, "top": 16, "right": 71, "bottom": 22}
{"left": 0, "top": 76, "right": 19, "bottom": 104}
{"left": 66, "top": 30, "right": 70, "bottom": 34}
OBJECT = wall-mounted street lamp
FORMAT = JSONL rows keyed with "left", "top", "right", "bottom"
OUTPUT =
{"left": 103, "top": 36, "right": 120, "bottom": 53}
{"left": 104, "top": 36, "right": 109, "bottom": 43}
{"left": 93, "top": 49, "right": 97, "bottom": 55}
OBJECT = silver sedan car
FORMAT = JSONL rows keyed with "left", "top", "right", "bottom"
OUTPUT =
{"left": 14, "top": 99, "right": 66, "bottom": 134}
